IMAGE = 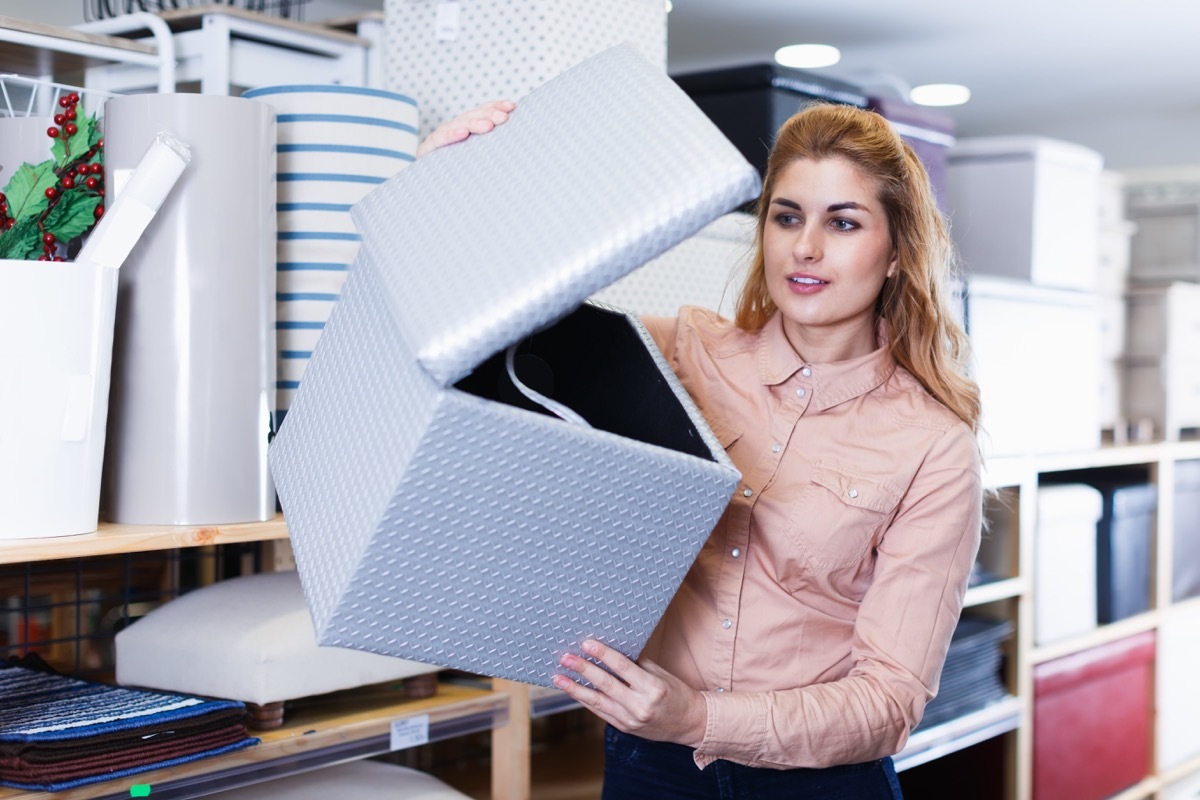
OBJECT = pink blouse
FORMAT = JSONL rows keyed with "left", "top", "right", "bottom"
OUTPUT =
{"left": 640, "top": 306, "right": 983, "bottom": 770}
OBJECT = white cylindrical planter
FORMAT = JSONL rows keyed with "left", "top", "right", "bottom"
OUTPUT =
{"left": 102, "top": 93, "right": 276, "bottom": 525}
{"left": 0, "top": 260, "right": 119, "bottom": 538}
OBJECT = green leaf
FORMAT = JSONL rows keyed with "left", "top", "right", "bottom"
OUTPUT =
{"left": 51, "top": 113, "right": 98, "bottom": 167}
{"left": 44, "top": 192, "right": 102, "bottom": 243}
{"left": 1, "top": 161, "right": 56, "bottom": 221}
{"left": 0, "top": 215, "right": 44, "bottom": 260}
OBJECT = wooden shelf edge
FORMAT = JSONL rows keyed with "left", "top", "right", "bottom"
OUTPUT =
{"left": 1161, "top": 751, "right": 1200, "bottom": 788}
{"left": 1030, "top": 612, "right": 1160, "bottom": 664}
{"left": 1109, "top": 776, "right": 1159, "bottom": 800}
{"left": 894, "top": 696, "right": 1022, "bottom": 772}
{"left": 0, "top": 515, "right": 288, "bottom": 565}
{"left": 965, "top": 577, "right": 1026, "bottom": 607}
{"left": 0, "top": 683, "right": 507, "bottom": 800}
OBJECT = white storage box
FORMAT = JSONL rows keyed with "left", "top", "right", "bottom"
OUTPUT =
{"left": 1125, "top": 282, "right": 1200, "bottom": 357}
{"left": 1158, "top": 602, "right": 1200, "bottom": 771}
{"left": 1099, "top": 359, "right": 1123, "bottom": 432}
{"left": 965, "top": 276, "right": 1102, "bottom": 457}
{"left": 593, "top": 212, "right": 756, "bottom": 318}
{"left": 1122, "top": 356, "right": 1200, "bottom": 439}
{"left": 1097, "top": 220, "right": 1136, "bottom": 296}
{"left": 1127, "top": 179, "right": 1200, "bottom": 284}
{"left": 947, "top": 136, "right": 1103, "bottom": 291}
{"left": 1098, "top": 293, "right": 1126, "bottom": 360}
{"left": 269, "top": 46, "right": 759, "bottom": 688}
{"left": 383, "top": 0, "right": 666, "bottom": 140}
{"left": 1034, "top": 484, "right": 1102, "bottom": 646}
{"left": 1098, "top": 169, "right": 1128, "bottom": 228}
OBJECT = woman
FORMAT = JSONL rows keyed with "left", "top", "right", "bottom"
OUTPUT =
{"left": 422, "top": 99, "right": 983, "bottom": 799}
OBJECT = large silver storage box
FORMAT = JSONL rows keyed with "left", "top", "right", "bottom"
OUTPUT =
{"left": 269, "top": 45, "right": 760, "bottom": 688}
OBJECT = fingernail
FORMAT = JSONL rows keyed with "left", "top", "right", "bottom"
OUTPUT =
{"left": 491, "top": 111, "right": 508, "bottom": 123}
{"left": 560, "top": 653, "right": 579, "bottom": 669}
{"left": 582, "top": 640, "right": 599, "bottom": 654}
{"left": 552, "top": 675, "right": 570, "bottom": 690}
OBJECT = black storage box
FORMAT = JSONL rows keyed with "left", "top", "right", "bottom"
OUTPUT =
{"left": 1096, "top": 483, "right": 1156, "bottom": 623}
{"left": 672, "top": 63, "right": 868, "bottom": 181}
{"left": 866, "top": 95, "right": 956, "bottom": 211}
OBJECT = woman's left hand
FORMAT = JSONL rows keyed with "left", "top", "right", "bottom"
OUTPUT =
{"left": 553, "top": 639, "right": 707, "bottom": 748}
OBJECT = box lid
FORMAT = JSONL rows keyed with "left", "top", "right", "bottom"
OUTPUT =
{"left": 671, "top": 62, "right": 869, "bottom": 108}
{"left": 949, "top": 135, "right": 1103, "bottom": 171}
{"left": 351, "top": 44, "right": 761, "bottom": 386}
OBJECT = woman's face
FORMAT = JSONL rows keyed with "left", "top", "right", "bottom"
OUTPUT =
{"left": 762, "top": 156, "right": 897, "bottom": 362}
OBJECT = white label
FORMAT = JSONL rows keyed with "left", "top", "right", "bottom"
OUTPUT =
{"left": 435, "top": 2, "right": 461, "bottom": 41}
{"left": 390, "top": 714, "right": 430, "bottom": 751}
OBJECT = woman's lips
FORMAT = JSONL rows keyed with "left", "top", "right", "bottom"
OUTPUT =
{"left": 786, "top": 274, "right": 828, "bottom": 294}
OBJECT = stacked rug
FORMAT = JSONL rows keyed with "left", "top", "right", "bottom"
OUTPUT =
{"left": 0, "top": 660, "right": 257, "bottom": 792}
{"left": 917, "top": 616, "right": 1014, "bottom": 731}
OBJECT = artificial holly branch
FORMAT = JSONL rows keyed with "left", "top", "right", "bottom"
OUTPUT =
{"left": 0, "top": 92, "right": 105, "bottom": 261}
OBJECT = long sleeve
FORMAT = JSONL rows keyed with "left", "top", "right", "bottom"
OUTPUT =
{"left": 692, "top": 423, "right": 983, "bottom": 769}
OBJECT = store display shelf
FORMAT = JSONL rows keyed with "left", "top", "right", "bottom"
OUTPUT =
{"left": 894, "top": 695, "right": 1022, "bottom": 772}
{"left": 0, "top": 682, "right": 507, "bottom": 800}
{"left": 529, "top": 685, "right": 579, "bottom": 718}
{"left": 1109, "top": 776, "right": 1159, "bottom": 800}
{"left": 0, "top": 15, "right": 156, "bottom": 76}
{"left": 0, "top": 515, "right": 289, "bottom": 565}
{"left": 1030, "top": 610, "right": 1160, "bottom": 665}
{"left": 1162, "top": 752, "right": 1200, "bottom": 787}
{"left": 964, "top": 576, "right": 1026, "bottom": 608}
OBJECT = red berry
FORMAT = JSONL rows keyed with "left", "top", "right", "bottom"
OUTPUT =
{"left": 47, "top": 127, "right": 59, "bottom": 138}
{"left": 65, "top": 123, "right": 77, "bottom": 136}
{"left": 97, "top": 138, "right": 103, "bottom": 148}
{"left": 42, "top": 232, "right": 56, "bottom": 245}
{"left": 85, "top": 177, "right": 99, "bottom": 190}
{"left": 58, "top": 96, "right": 70, "bottom": 108}
{"left": 97, "top": 188, "right": 105, "bottom": 197}
{"left": 62, "top": 176, "right": 75, "bottom": 189}
{"left": 54, "top": 113, "right": 65, "bottom": 125}
{"left": 37, "top": 255, "right": 49, "bottom": 261}
{"left": 94, "top": 205, "right": 104, "bottom": 219}
{"left": 68, "top": 93, "right": 79, "bottom": 103}
{"left": 45, "top": 187, "right": 57, "bottom": 200}
{"left": 66, "top": 109, "right": 77, "bottom": 121}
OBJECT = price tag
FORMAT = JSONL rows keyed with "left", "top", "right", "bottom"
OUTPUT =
{"left": 390, "top": 714, "right": 431, "bottom": 751}
{"left": 435, "top": 2, "right": 461, "bottom": 41}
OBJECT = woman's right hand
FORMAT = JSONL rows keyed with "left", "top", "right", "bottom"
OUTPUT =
{"left": 415, "top": 99, "right": 516, "bottom": 159}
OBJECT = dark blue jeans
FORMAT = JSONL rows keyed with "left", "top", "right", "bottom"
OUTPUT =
{"left": 601, "top": 726, "right": 904, "bottom": 799}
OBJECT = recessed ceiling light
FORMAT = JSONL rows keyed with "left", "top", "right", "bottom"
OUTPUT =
{"left": 910, "top": 83, "right": 971, "bottom": 107}
{"left": 774, "top": 44, "right": 841, "bottom": 69}
{"left": 664, "top": 0, "right": 673, "bottom": 11}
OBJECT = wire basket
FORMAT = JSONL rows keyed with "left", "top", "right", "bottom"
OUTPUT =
{"left": 0, "top": 74, "right": 115, "bottom": 120}
{"left": 83, "top": 0, "right": 312, "bottom": 23}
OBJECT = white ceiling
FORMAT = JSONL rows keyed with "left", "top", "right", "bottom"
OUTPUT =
{"left": 6, "top": 0, "right": 1198, "bottom": 171}
{"left": 664, "top": 0, "right": 1200, "bottom": 172}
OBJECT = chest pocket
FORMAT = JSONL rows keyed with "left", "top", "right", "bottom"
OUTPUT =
{"left": 786, "top": 462, "right": 904, "bottom": 570}
{"left": 706, "top": 417, "right": 742, "bottom": 451}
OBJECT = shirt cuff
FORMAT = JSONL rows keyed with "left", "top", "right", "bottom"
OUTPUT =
{"left": 692, "top": 690, "right": 769, "bottom": 769}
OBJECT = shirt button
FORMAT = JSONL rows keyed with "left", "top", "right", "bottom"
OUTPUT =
{"left": 716, "top": 687, "right": 725, "bottom": 693}
{"left": 801, "top": 367, "right": 812, "bottom": 377}
{"left": 722, "top": 619, "right": 732, "bottom": 629}
{"left": 731, "top": 547, "right": 741, "bottom": 558}
{"left": 795, "top": 388, "right": 806, "bottom": 398}
{"left": 848, "top": 488, "right": 859, "bottom": 499}
{"left": 743, "top": 488, "right": 753, "bottom": 497}
{"left": 771, "top": 443, "right": 781, "bottom": 453}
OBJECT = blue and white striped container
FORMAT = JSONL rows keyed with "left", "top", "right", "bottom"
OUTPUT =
{"left": 241, "top": 84, "right": 419, "bottom": 424}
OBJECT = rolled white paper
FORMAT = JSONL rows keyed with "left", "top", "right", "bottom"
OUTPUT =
{"left": 77, "top": 131, "right": 191, "bottom": 271}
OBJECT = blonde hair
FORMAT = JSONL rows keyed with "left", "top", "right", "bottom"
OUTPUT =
{"left": 734, "top": 103, "right": 981, "bottom": 432}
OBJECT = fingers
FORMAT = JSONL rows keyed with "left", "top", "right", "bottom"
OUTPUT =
{"left": 415, "top": 99, "right": 517, "bottom": 158}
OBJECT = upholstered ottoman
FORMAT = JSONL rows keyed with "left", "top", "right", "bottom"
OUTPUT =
{"left": 210, "top": 760, "right": 472, "bottom": 799}
{"left": 116, "top": 571, "right": 441, "bottom": 729}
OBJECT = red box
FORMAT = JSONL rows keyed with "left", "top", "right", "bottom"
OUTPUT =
{"left": 1034, "top": 631, "right": 1155, "bottom": 800}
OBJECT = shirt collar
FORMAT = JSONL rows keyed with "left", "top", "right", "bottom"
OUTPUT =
{"left": 757, "top": 313, "right": 897, "bottom": 411}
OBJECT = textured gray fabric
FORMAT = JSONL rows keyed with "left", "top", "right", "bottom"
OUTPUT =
{"left": 269, "top": 43, "right": 760, "bottom": 687}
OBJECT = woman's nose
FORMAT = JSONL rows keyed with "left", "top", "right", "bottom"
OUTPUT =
{"left": 793, "top": 226, "right": 821, "bottom": 261}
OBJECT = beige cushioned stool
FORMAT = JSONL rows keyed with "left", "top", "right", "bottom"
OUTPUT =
{"left": 116, "top": 571, "right": 441, "bottom": 729}
{"left": 210, "top": 760, "right": 473, "bottom": 799}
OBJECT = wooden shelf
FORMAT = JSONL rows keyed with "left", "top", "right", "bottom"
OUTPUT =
{"left": 0, "top": 682, "right": 507, "bottom": 800}
{"left": 0, "top": 15, "right": 156, "bottom": 76}
{"left": 0, "top": 515, "right": 288, "bottom": 565}
{"left": 1030, "top": 611, "right": 1160, "bottom": 665}
{"left": 964, "top": 577, "right": 1026, "bottom": 608}
{"left": 894, "top": 696, "right": 1023, "bottom": 772}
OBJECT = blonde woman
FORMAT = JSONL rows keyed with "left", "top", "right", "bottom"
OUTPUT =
{"left": 422, "top": 100, "right": 983, "bottom": 799}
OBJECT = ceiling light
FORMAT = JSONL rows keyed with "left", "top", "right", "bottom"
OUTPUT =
{"left": 774, "top": 44, "right": 841, "bottom": 69}
{"left": 664, "top": 0, "right": 672, "bottom": 11}
{"left": 910, "top": 83, "right": 971, "bottom": 107}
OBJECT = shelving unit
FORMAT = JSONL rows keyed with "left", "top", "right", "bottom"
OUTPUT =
{"left": 982, "top": 438, "right": 1200, "bottom": 800}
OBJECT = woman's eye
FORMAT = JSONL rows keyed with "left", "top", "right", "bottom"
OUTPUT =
{"left": 775, "top": 213, "right": 801, "bottom": 226}
{"left": 831, "top": 218, "right": 858, "bottom": 231}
